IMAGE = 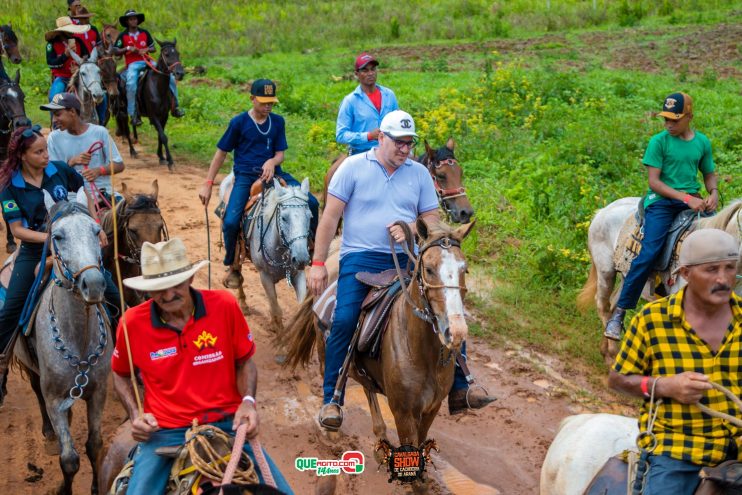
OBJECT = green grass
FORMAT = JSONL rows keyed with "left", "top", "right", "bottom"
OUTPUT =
{"left": 12, "top": 4, "right": 742, "bottom": 374}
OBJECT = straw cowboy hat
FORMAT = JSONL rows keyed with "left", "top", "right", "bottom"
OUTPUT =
{"left": 45, "top": 16, "right": 90, "bottom": 42}
{"left": 119, "top": 9, "right": 145, "bottom": 27}
{"left": 123, "top": 238, "right": 209, "bottom": 292}
{"left": 70, "top": 6, "right": 94, "bottom": 20}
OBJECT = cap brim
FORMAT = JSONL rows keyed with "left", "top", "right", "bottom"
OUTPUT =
{"left": 123, "top": 260, "right": 209, "bottom": 292}
{"left": 658, "top": 111, "right": 685, "bottom": 120}
{"left": 384, "top": 130, "right": 419, "bottom": 138}
{"left": 254, "top": 96, "right": 279, "bottom": 103}
{"left": 40, "top": 102, "right": 66, "bottom": 111}
{"left": 357, "top": 60, "right": 378, "bottom": 70}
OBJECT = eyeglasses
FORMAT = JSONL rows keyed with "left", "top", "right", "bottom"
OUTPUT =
{"left": 383, "top": 132, "right": 417, "bottom": 150}
{"left": 357, "top": 66, "right": 377, "bottom": 73}
{"left": 21, "top": 124, "right": 41, "bottom": 138}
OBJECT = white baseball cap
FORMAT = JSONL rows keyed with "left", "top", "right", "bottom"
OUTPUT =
{"left": 380, "top": 110, "right": 418, "bottom": 138}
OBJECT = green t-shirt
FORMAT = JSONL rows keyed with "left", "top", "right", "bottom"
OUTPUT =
{"left": 642, "top": 130, "right": 715, "bottom": 208}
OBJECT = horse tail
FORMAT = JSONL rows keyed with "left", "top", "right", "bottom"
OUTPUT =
{"left": 283, "top": 295, "right": 321, "bottom": 370}
{"left": 576, "top": 261, "right": 598, "bottom": 312}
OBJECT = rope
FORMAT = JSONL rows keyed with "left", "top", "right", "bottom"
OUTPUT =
{"left": 248, "top": 437, "right": 276, "bottom": 488}
{"left": 697, "top": 381, "right": 742, "bottom": 429}
{"left": 107, "top": 134, "right": 143, "bottom": 415}
{"left": 184, "top": 422, "right": 258, "bottom": 487}
{"left": 81, "top": 140, "right": 112, "bottom": 217}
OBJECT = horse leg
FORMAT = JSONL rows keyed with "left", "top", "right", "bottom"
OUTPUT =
{"left": 46, "top": 399, "right": 79, "bottom": 495}
{"left": 391, "top": 411, "right": 431, "bottom": 494}
{"left": 364, "top": 388, "right": 389, "bottom": 464}
{"left": 150, "top": 117, "right": 172, "bottom": 170}
{"left": 85, "top": 386, "right": 107, "bottom": 495}
{"left": 292, "top": 269, "right": 307, "bottom": 303}
{"left": 28, "top": 369, "right": 58, "bottom": 453}
{"left": 259, "top": 270, "right": 283, "bottom": 332}
{"left": 595, "top": 267, "right": 618, "bottom": 326}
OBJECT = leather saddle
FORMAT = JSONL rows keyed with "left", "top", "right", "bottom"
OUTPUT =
{"left": 585, "top": 456, "right": 742, "bottom": 495}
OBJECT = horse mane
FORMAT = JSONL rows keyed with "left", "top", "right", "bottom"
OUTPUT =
{"left": 699, "top": 199, "right": 742, "bottom": 231}
{"left": 100, "top": 194, "right": 159, "bottom": 237}
{"left": 47, "top": 201, "right": 92, "bottom": 232}
{"left": 0, "top": 25, "right": 17, "bottom": 43}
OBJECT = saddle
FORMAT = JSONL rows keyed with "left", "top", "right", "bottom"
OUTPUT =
{"left": 0, "top": 252, "right": 53, "bottom": 336}
{"left": 613, "top": 203, "right": 696, "bottom": 275}
{"left": 585, "top": 455, "right": 742, "bottom": 495}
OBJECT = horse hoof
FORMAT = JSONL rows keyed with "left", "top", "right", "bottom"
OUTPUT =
{"left": 167, "top": 162, "right": 174, "bottom": 172}
{"left": 222, "top": 271, "right": 243, "bottom": 289}
{"left": 599, "top": 336, "right": 619, "bottom": 367}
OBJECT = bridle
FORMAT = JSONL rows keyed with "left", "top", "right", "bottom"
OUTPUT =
{"left": 429, "top": 158, "right": 467, "bottom": 202}
{"left": 47, "top": 208, "right": 103, "bottom": 294}
{"left": 255, "top": 185, "right": 311, "bottom": 287}
{"left": 144, "top": 46, "right": 183, "bottom": 76}
{"left": 115, "top": 199, "right": 169, "bottom": 266}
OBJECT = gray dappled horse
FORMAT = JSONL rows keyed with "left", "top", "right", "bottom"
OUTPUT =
{"left": 15, "top": 196, "right": 112, "bottom": 495}
{"left": 249, "top": 178, "right": 312, "bottom": 331}
{"left": 69, "top": 49, "right": 105, "bottom": 125}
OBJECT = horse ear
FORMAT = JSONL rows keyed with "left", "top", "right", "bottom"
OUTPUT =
{"left": 272, "top": 178, "right": 283, "bottom": 192}
{"left": 89, "top": 47, "right": 98, "bottom": 63}
{"left": 120, "top": 182, "right": 133, "bottom": 203}
{"left": 150, "top": 179, "right": 159, "bottom": 200}
{"left": 446, "top": 137, "right": 455, "bottom": 151}
{"left": 453, "top": 220, "right": 476, "bottom": 241}
{"left": 43, "top": 190, "right": 56, "bottom": 212}
{"left": 13, "top": 69, "right": 19, "bottom": 85}
{"left": 173, "top": 37, "right": 177, "bottom": 46}
{"left": 300, "top": 177, "right": 310, "bottom": 195}
{"left": 424, "top": 139, "right": 434, "bottom": 158}
{"left": 416, "top": 218, "right": 430, "bottom": 241}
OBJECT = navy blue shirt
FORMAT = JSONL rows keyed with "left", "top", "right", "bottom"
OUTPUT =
{"left": 216, "top": 112, "right": 288, "bottom": 175}
{"left": 0, "top": 161, "right": 84, "bottom": 235}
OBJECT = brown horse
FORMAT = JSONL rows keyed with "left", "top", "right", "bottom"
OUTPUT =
{"left": 322, "top": 138, "right": 474, "bottom": 224}
{"left": 284, "top": 219, "right": 474, "bottom": 494}
{"left": 101, "top": 180, "right": 168, "bottom": 307}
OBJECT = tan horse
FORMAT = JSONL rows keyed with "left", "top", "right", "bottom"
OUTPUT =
{"left": 101, "top": 180, "right": 168, "bottom": 307}
{"left": 284, "top": 219, "right": 474, "bottom": 494}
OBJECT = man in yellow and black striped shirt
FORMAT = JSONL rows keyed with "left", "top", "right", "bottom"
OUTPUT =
{"left": 610, "top": 228, "right": 741, "bottom": 495}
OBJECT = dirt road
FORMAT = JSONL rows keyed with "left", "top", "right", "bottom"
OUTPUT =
{"left": 0, "top": 143, "right": 631, "bottom": 494}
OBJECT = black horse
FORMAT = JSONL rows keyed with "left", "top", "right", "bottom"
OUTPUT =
{"left": 0, "top": 24, "right": 21, "bottom": 82}
{"left": 0, "top": 70, "right": 30, "bottom": 253}
{"left": 114, "top": 39, "right": 185, "bottom": 170}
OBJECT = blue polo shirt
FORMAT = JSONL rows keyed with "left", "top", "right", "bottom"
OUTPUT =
{"left": 328, "top": 148, "right": 438, "bottom": 257}
{"left": 0, "top": 160, "right": 84, "bottom": 233}
{"left": 216, "top": 111, "right": 288, "bottom": 175}
{"left": 335, "top": 84, "right": 399, "bottom": 153}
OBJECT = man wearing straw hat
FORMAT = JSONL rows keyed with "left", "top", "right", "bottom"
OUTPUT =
{"left": 111, "top": 238, "right": 293, "bottom": 494}
{"left": 45, "top": 16, "right": 90, "bottom": 103}
{"left": 609, "top": 229, "right": 742, "bottom": 494}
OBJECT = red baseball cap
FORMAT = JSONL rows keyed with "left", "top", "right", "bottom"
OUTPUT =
{"left": 355, "top": 52, "right": 378, "bottom": 71}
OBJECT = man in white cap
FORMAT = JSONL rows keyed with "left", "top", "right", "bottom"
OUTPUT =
{"left": 309, "top": 110, "right": 494, "bottom": 430}
{"left": 111, "top": 238, "right": 293, "bottom": 494}
{"left": 609, "top": 229, "right": 741, "bottom": 494}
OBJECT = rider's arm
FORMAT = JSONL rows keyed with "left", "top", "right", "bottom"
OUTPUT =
{"left": 313, "top": 195, "right": 345, "bottom": 263}
{"left": 235, "top": 357, "right": 258, "bottom": 399}
{"left": 335, "top": 96, "right": 369, "bottom": 147}
{"left": 702, "top": 171, "right": 718, "bottom": 211}
{"left": 646, "top": 166, "right": 704, "bottom": 211}
{"left": 8, "top": 222, "right": 47, "bottom": 244}
{"left": 608, "top": 370, "right": 712, "bottom": 404}
{"left": 112, "top": 371, "right": 141, "bottom": 421}
{"left": 265, "top": 150, "right": 285, "bottom": 169}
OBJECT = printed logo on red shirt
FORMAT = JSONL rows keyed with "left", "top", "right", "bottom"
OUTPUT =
{"left": 150, "top": 346, "right": 178, "bottom": 361}
{"left": 193, "top": 330, "right": 217, "bottom": 350}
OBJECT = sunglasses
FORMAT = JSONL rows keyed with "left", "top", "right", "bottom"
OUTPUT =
{"left": 383, "top": 132, "right": 417, "bottom": 150}
{"left": 21, "top": 124, "right": 41, "bottom": 138}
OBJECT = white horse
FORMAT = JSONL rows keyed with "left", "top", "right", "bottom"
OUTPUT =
{"left": 540, "top": 413, "right": 638, "bottom": 495}
{"left": 69, "top": 48, "right": 105, "bottom": 124}
{"left": 578, "top": 198, "right": 742, "bottom": 362}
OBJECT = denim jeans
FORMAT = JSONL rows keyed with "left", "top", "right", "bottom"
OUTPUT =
{"left": 126, "top": 418, "right": 294, "bottom": 495}
{"left": 49, "top": 76, "right": 70, "bottom": 102}
{"left": 124, "top": 61, "right": 179, "bottom": 116}
{"left": 323, "top": 250, "right": 470, "bottom": 405}
{"left": 617, "top": 198, "right": 690, "bottom": 310}
{"left": 222, "top": 170, "right": 319, "bottom": 266}
{"left": 643, "top": 454, "right": 701, "bottom": 495}
{"left": 96, "top": 92, "right": 108, "bottom": 125}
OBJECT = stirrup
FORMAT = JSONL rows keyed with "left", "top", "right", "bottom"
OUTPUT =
{"left": 318, "top": 402, "right": 343, "bottom": 432}
{"left": 465, "top": 383, "right": 491, "bottom": 409}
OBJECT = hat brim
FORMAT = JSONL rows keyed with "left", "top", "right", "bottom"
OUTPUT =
{"left": 123, "top": 260, "right": 209, "bottom": 292}
{"left": 254, "top": 96, "right": 279, "bottom": 103}
{"left": 45, "top": 24, "right": 89, "bottom": 41}
{"left": 40, "top": 102, "right": 67, "bottom": 111}
{"left": 72, "top": 13, "right": 94, "bottom": 19}
{"left": 356, "top": 60, "right": 379, "bottom": 70}
{"left": 658, "top": 111, "right": 685, "bottom": 120}
{"left": 119, "top": 13, "right": 145, "bottom": 27}
{"left": 384, "top": 130, "right": 419, "bottom": 138}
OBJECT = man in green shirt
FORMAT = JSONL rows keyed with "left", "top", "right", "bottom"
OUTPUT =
{"left": 604, "top": 92, "right": 718, "bottom": 340}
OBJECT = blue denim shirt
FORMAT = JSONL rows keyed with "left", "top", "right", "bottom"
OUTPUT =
{"left": 335, "top": 84, "right": 398, "bottom": 153}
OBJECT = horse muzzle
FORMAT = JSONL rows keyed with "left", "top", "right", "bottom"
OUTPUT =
{"left": 13, "top": 116, "right": 31, "bottom": 129}
{"left": 437, "top": 313, "right": 468, "bottom": 351}
{"left": 78, "top": 269, "right": 106, "bottom": 304}
{"left": 446, "top": 200, "right": 474, "bottom": 224}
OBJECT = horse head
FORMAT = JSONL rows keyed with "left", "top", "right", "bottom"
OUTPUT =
{"left": 0, "top": 70, "right": 31, "bottom": 129}
{"left": 415, "top": 219, "right": 475, "bottom": 350}
{"left": 421, "top": 138, "right": 474, "bottom": 224}
{"left": 156, "top": 38, "right": 185, "bottom": 81}
{"left": 0, "top": 24, "right": 21, "bottom": 64}
{"left": 43, "top": 192, "right": 105, "bottom": 304}
{"left": 118, "top": 180, "right": 167, "bottom": 258}
{"left": 97, "top": 45, "right": 119, "bottom": 96}
{"left": 76, "top": 57, "right": 105, "bottom": 104}
{"left": 101, "top": 23, "right": 118, "bottom": 50}
{"left": 272, "top": 178, "right": 312, "bottom": 269}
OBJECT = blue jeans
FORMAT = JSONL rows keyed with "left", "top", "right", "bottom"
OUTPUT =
{"left": 96, "top": 92, "right": 108, "bottom": 125}
{"left": 617, "top": 198, "right": 690, "bottom": 310}
{"left": 124, "top": 61, "right": 179, "bottom": 117}
{"left": 643, "top": 454, "right": 701, "bottom": 495}
{"left": 222, "top": 170, "right": 319, "bottom": 266}
{"left": 49, "top": 76, "right": 70, "bottom": 102}
{"left": 323, "top": 251, "right": 469, "bottom": 405}
{"left": 126, "top": 418, "right": 293, "bottom": 495}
